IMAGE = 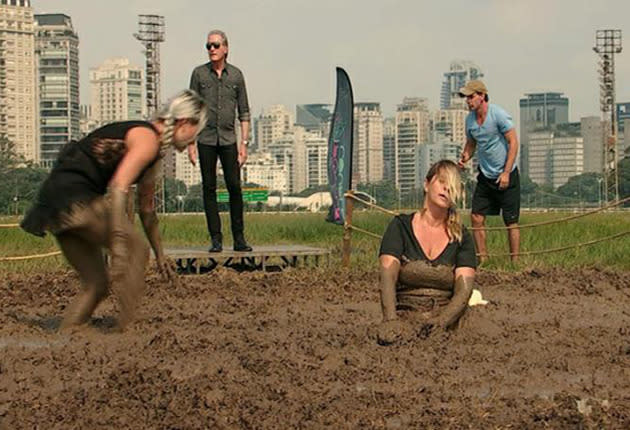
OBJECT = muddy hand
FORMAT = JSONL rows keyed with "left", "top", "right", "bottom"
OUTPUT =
{"left": 157, "top": 257, "right": 180, "bottom": 288}
{"left": 418, "top": 317, "right": 445, "bottom": 339}
{"left": 376, "top": 319, "right": 408, "bottom": 346}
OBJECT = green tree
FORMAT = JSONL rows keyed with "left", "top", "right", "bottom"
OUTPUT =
{"left": 163, "top": 177, "right": 188, "bottom": 212}
{"left": 0, "top": 137, "right": 49, "bottom": 215}
{"left": 356, "top": 181, "right": 398, "bottom": 209}
{"left": 184, "top": 183, "right": 204, "bottom": 212}
{"left": 618, "top": 156, "right": 630, "bottom": 204}
{"left": 556, "top": 172, "right": 603, "bottom": 204}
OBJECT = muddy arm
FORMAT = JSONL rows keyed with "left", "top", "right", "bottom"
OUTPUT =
{"left": 137, "top": 162, "right": 179, "bottom": 287}
{"left": 434, "top": 274, "right": 474, "bottom": 329}
{"left": 379, "top": 255, "right": 401, "bottom": 322}
{"left": 136, "top": 162, "right": 163, "bottom": 259}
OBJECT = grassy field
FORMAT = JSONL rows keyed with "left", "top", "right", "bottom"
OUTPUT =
{"left": 1, "top": 209, "right": 629, "bottom": 272}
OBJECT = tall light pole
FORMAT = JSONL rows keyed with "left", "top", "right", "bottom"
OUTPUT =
{"left": 594, "top": 29, "right": 622, "bottom": 204}
{"left": 134, "top": 15, "right": 167, "bottom": 213}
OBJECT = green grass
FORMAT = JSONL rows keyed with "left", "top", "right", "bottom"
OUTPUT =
{"left": 1, "top": 210, "right": 630, "bottom": 273}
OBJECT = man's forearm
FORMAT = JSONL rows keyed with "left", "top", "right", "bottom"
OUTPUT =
{"left": 503, "top": 130, "right": 519, "bottom": 173}
{"left": 462, "top": 139, "right": 476, "bottom": 161}
{"left": 240, "top": 120, "right": 250, "bottom": 143}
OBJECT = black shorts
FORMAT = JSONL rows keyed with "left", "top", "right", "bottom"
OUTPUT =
{"left": 471, "top": 168, "right": 520, "bottom": 225}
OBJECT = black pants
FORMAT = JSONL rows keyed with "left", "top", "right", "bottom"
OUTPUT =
{"left": 198, "top": 143, "right": 244, "bottom": 242}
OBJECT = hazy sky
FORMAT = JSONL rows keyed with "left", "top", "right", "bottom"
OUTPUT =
{"left": 37, "top": 0, "right": 630, "bottom": 126}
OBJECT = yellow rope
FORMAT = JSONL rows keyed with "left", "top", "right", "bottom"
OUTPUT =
{"left": 345, "top": 191, "right": 630, "bottom": 232}
{"left": 345, "top": 221, "right": 630, "bottom": 258}
{"left": 345, "top": 224, "right": 383, "bottom": 240}
{"left": 0, "top": 223, "right": 20, "bottom": 228}
{"left": 344, "top": 193, "right": 399, "bottom": 217}
{"left": 481, "top": 230, "right": 630, "bottom": 258}
{"left": 0, "top": 250, "right": 62, "bottom": 262}
{"left": 469, "top": 195, "right": 630, "bottom": 231}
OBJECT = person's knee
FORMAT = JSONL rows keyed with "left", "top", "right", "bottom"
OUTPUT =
{"left": 225, "top": 178, "right": 242, "bottom": 195}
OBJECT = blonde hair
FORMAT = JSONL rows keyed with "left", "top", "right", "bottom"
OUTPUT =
{"left": 421, "top": 159, "right": 464, "bottom": 243}
{"left": 156, "top": 89, "right": 208, "bottom": 149}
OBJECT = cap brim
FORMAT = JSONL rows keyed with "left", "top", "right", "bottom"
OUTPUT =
{"left": 459, "top": 88, "right": 474, "bottom": 97}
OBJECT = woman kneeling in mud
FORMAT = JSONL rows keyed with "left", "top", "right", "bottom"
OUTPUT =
{"left": 377, "top": 160, "right": 477, "bottom": 344}
{"left": 21, "top": 90, "right": 208, "bottom": 330}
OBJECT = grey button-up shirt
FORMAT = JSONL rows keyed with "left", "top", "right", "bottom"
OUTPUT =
{"left": 189, "top": 62, "right": 251, "bottom": 146}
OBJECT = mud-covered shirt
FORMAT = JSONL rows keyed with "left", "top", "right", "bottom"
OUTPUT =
{"left": 379, "top": 213, "right": 477, "bottom": 269}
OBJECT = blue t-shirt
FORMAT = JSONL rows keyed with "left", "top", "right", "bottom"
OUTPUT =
{"left": 465, "top": 104, "right": 516, "bottom": 179}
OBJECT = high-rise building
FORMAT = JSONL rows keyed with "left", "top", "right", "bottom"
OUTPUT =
{"left": 383, "top": 117, "right": 396, "bottom": 182}
{"left": 295, "top": 103, "right": 331, "bottom": 137}
{"left": 89, "top": 57, "right": 144, "bottom": 126}
{"left": 519, "top": 92, "right": 569, "bottom": 178}
{"left": 173, "top": 149, "right": 201, "bottom": 187}
{"left": 34, "top": 13, "right": 79, "bottom": 168}
{"left": 395, "top": 97, "right": 430, "bottom": 197}
{"left": 528, "top": 123, "right": 583, "bottom": 189}
{"left": 433, "top": 108, "right": 468, "bottom": 145}
{"left": 253, "top": 104, "right": 293, "bottom": 152}
{"left": 0, "top": 0, "right": 37, "bottom": 162}
{"left": 417, "top": 141, "right": 461, "bottom": 183}
{"left": 353, "top": 102, "right": 383, "bottom": 184}
{"left": 580, "top": 116, "right": 604, "bottom": 174}
{"left": 305, "top": 132, "right": 327, "bottom": 189}
{"left": 440, "top": 60, "right": 484, "bottom": 109}
{"left": 616, "top": 102, "right": 630, "bottom": 153}
{"left": 243, "top": 152, "right": 288, "bottom": 192}
{"left": 267, "top": 126, "right": 309, "bottom": 194}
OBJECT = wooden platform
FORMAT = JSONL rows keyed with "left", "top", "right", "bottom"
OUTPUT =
{"left": 165, "top": 245, "right": 331, "bottom": 274}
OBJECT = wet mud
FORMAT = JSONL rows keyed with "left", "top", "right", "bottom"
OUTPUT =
{"left": 1, "top": 266, "right": 629, "bottom": 428}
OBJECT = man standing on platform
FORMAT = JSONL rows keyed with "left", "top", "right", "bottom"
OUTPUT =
{"left": 458, "top": 80, "right": 520, "bottom": 262}
{"left": 189, "top": 29, "right": 252, "bottom": 252}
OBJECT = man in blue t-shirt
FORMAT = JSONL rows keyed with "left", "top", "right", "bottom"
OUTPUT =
{"left": 458, "top": 80, "right": 520, "bottom": 262}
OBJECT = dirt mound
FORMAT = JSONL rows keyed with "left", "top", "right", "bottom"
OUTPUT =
{"left": 1, "top": 267, "right": 629, "bottom": 428}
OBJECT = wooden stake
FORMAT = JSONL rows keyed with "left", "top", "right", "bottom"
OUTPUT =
{"left": 342, "top": 191, "right": 355, "bottom": 268}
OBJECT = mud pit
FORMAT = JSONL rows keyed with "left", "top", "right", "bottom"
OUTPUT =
{"left": 1, "top": 267, "right": 630, "bottom": 428}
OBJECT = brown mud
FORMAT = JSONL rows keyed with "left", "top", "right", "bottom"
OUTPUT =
{"left": 1, "top": 266, "right": 630, "bottom": 428}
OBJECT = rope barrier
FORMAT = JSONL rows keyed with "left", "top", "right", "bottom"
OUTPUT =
{"left": 344, "top": 193, "right": 399, "bottom": 217}
{"left": 468, "top": 195, "right": 630, "bottom": 231}
{"left": 0, "top": 250, "right": 62, "bottom": 262}
{"left": 345, "top": 223, "right": 383, "bottom": 240}
{"left": 481, "top": 230, "right": 630, "bottom": 258}
{"left": 346, "top": 191, "right": 630, "bottom": 232}
{"left": 344, "top": 220, "right": 630, "bottom": 258}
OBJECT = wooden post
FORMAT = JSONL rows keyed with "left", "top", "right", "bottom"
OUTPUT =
{"left": 342, "top": 191, "right": 354, "bottom": 268}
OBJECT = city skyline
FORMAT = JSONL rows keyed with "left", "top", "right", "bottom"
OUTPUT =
{"left": 35, "top": 0, "right": 630, "bottom": 129}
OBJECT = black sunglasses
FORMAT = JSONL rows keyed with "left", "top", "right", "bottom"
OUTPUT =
{"left": 205, "top": 42, "right": 222, "bottom": 50}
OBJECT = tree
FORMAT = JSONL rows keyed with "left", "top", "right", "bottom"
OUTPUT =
{"left": 356, "top": 181, "right": 398, "bottom": 209}
{"left": 618, "top": 156, "right": 630, "bottom": 204}
{"left": 0, "top": 137, "right": 49, "bottom": 215}
{"left": 184, "top": 183, "right": 204, "bottom": 212}
{"left": 163, "top": 177, "right": 187, "bottom": 212}
{"left": 556, "top": 172, "right": 602, "bottom": 204}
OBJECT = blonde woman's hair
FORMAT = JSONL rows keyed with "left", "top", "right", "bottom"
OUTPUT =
{"left": 156, "top": 89, "right": 208, "bottom": 149}
{"left": 422, "top": 159, "right": 464, "bottom": 243}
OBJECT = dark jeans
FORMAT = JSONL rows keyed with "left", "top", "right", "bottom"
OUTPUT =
{"left": 198, "top": 143, "right": 244, "bottom": 243}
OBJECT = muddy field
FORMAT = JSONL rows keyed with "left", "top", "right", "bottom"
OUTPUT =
{"left": 1, "top": 266, "right": 630, "bottom": 429}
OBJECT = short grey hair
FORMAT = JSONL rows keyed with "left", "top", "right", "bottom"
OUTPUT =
{"left": 207, "top": 29, "right": 228, "bottom": 47}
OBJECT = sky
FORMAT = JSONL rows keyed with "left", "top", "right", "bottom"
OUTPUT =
{"left": 36, "top": 0, "right": 630, "bottom": 126}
